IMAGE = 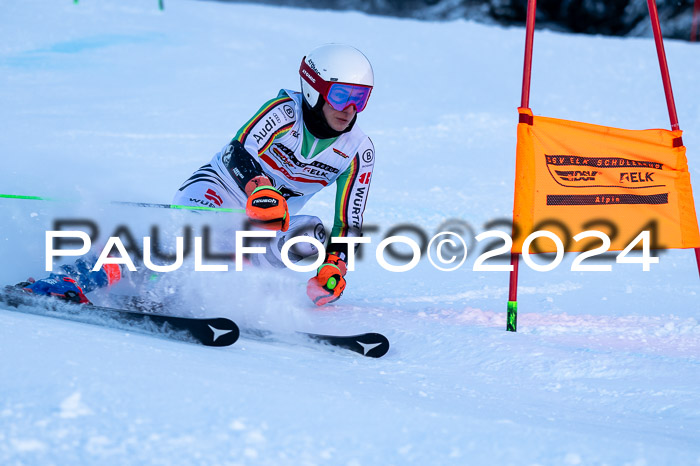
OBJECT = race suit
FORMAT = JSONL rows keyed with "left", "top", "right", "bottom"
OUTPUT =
{"left": 172, "top": 89, "right": 375, "bottom": 265}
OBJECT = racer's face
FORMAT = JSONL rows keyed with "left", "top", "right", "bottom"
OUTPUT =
{"left": 322, "top": 101, "right": 356, "bottom": 132}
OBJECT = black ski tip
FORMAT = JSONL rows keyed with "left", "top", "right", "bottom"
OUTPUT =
{"left": 202, "top": 318, "right": 240, "bottom": 347}
{"left": 353, "top": 332, "right": 390, "bottom": 358}
{"left": 305, "top": 332, "right": 390, "bottom": 358}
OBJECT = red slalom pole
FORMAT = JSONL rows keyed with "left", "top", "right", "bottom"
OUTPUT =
{"left": 692, "top": 0, "right": 700, "bottom": 278}
{"left": 646, "top": 0, "right": 700, "bottom": 279}
{"left": 647, "top": 0, "right": 680, "bottom": 131}
{"left": 692, "top": 0, "right": 700, "bottom": 42}
{"left": 508, "top": 0, "right": 538, "bottom": 332}
{"left": 519, "top": 0, "right": 537, "bottom": 111}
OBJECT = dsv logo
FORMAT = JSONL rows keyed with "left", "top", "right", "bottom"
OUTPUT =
{"left": 555, "top": 170, "right": 599, "bottom": 182}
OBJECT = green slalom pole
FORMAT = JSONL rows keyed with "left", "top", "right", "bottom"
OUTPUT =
{"left": 0, "top": 193, "right": 245, "bottom": 214}
{"left": 0, "top": 194, "right": 57, "bottom": 202}
{"left": 506, "top": 301, "right": 517, "bottom": 332}
{"left": 159, "top": 0, "right": 164, "bottom": 10}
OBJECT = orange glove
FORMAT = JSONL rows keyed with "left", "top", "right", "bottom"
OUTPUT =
{"left": 245, "top": 186, "right": 289, "bottom": 232}
{"left": 306, "top": 253, "right": 347, "bottom": 306}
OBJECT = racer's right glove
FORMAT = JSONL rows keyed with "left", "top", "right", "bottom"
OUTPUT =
{"left": 245, "top": 185, "right": 290, "bottom": 232}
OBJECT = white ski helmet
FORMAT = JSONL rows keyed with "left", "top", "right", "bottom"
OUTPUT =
{"left": 299, "top": 44, "right": 374, "bottom": 109}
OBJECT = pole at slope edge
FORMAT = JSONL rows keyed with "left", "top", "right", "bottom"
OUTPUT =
{"left": 646, "top": 0, "right": 700, "bottom": 280}
{"left": 508, "top": 0, "right": 538, "bottom": 332}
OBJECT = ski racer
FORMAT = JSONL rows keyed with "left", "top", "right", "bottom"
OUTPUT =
{"left": 15, "top": 44, "right": 376, "bottom": 307}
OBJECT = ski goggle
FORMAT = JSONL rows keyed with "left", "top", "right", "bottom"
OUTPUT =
{"left": 299, "top": 58, "right": 373, "bottom": 112}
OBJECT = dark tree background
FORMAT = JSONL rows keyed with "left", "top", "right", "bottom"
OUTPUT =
{"left": 210, "top": 0, "right": 697, "bottom": 41}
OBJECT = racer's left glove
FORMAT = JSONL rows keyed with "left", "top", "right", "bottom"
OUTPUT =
{"left": 306, "top": 253, "right": 347, "bottom": 306}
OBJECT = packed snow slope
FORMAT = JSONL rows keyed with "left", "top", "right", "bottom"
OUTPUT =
{"left": 1, "top": 0, "right": 699, "bottom": 464}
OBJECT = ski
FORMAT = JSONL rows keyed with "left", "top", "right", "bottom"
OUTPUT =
{"left": 114, "top": 295, "right": 389, "bottom": 357}
{"left": 241, "top": 328, "right": 390, "bottom": 358}
{"left": 0, "top": 288, "right": 239, "bottom": 347}
{"left": 302, "top": 332, "right": 390, "bottom": 358}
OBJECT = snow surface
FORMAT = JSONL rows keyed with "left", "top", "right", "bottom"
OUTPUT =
{"left": 1, "top": 0, "right": 700, "bottom": 464}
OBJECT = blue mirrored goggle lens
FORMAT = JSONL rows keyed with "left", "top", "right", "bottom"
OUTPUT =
{"left": 326, "top": 83, "right": 371, "bottom": 112}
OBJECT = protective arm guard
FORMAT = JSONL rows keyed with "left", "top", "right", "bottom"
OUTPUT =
{"left": 222, "top": 140, "right": 267, "bottom": 194}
